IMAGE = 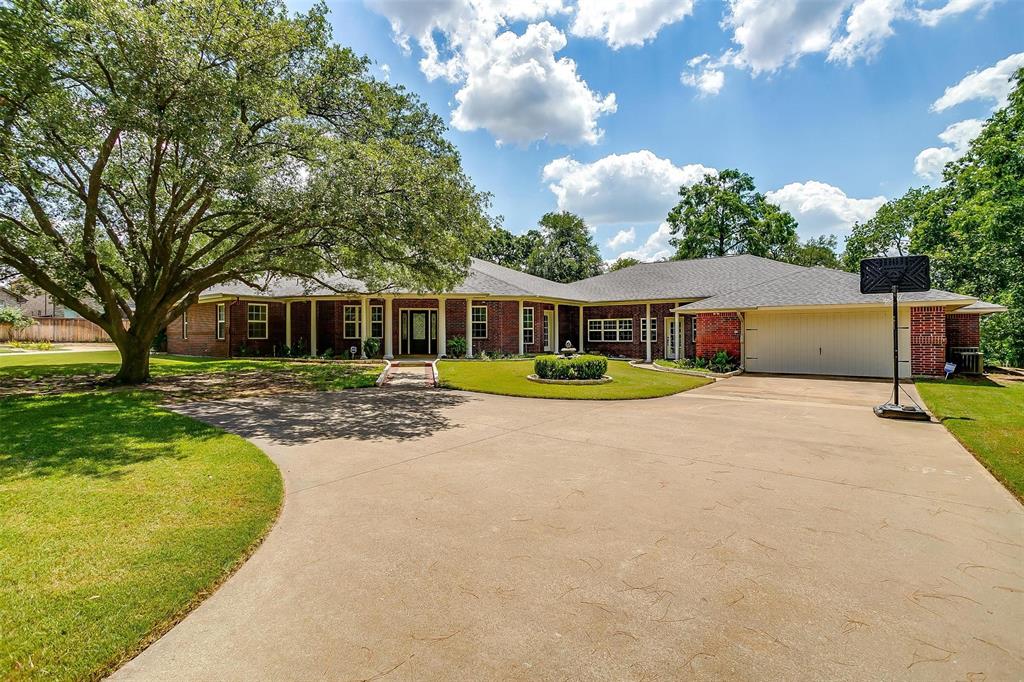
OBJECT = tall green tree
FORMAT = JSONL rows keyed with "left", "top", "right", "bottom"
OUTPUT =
{"left": 911, "top": 68, "right": 1024, "bottom": 365}
{"left": 841, "top": 188, "right": 930, "bottom": 271}
{"left": 608, "top": 256, "right": 640, "bottom": 272}
{"left": 473, "top": 225, "right": 539, "bottom": 270}
{"left": 525, "top": 211, "right": 603, "bottom": 283}
{"left": 781, "top": 235, "right": 841, "bottom": 269}
{"left": 667, "top": 169, "right": 798, "bottom": 259}
{"left": 0, "top": 0, "right": 490, "bottom": 383}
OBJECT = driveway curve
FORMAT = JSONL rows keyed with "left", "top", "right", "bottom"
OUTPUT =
{"left": 113, "top": 376, "right": 1023, "bottom": 681}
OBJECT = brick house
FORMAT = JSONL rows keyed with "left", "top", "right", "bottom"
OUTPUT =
{"left": 168, "top": 255, "right": 1004, "bottom": 378}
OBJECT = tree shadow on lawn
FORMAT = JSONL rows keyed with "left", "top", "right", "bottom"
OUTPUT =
{"left": 0, "top": 392, "right": 217, "bottom": 482}
{"left": 173, "top": 386, "right": 473, "bottom": 446}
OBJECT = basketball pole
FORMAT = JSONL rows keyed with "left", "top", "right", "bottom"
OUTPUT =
{"left": 891, "top": 285, "right": 899, "bottom": 407}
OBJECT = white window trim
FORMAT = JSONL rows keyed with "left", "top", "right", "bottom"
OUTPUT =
{"left": 640, "top": 317, "right": 657, "bottom": 343}
{"left": 247, "top": 303, "right": 269, "bottom": 340}
{"left": 522, "top": 306, "right": 534, "bottom": 345}
{"left": 587, "top": 318, "right": 633, "bottom": 343}
{"left": 370, "top": 305, "right": 384, "bottom": 338}
{"left": 343, "top": 304, "right": 362, "bottom": 339}
{"left": 471, "top": 305, "right": 487, "bottom": 339}
{"left": 691, "top": 316, "right": 697, "bottom": 343}
{"left": 216, "top": 303, "right": 226, "bottom": 340}
{"left": 181, "top": 309, "right": 188, "bottom": 339}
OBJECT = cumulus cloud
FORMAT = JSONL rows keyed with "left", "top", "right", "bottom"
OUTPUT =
{"left": 931, "top": 52, "right": 1024, "bottom": 112}
{"left": 570, "top": 0, "right": 696, "bottom": 49}
{"left": 680, "top": 54, "right": 726, "bottom": 96}
{"left": 766, "top": 181, "right": 886, "bottom": 238}
{"left": 542, "top": 150, "right": 716, "bottom": 225}
{"left": 607, "top": 227, "right": 636, "bottom": 249}
{"left": 827, "top": 0, "right": 906, "bottom": 65}
{"left": 616, "top": 222, "right": 676, "bottom": 262}
{"left": 913, "top": 118, "right": 984, "bottom": 179}
{"left": 916, "top": 0, "right": 993, "bottom": 27}
{"left": 365, "top": 0, "right": 615, "bottom": 146}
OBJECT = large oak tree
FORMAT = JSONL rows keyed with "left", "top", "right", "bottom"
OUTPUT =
{"left": 0, "top": 0, "right": 490, "bottom": 382}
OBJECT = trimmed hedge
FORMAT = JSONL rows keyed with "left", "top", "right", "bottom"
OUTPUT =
{"left": 534, "top": 354, "right": 607, "bottom": 380}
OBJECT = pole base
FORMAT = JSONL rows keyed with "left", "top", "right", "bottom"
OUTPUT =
{"left": 873, "top": 403, "right": 930, "bottom": 421}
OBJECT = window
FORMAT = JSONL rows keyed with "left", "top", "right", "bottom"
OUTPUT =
{"left": 588, "top": 318, "right": 632, "bottom": 342}
{"left": 181, "top": 309, "right": 188, "bottom": 339}
{"left": 247, "top": 303, "right": 268, "bottom": 339}
{"left": 343, "top": 305, "right": 361, "bottom": 338}
{"left": 216, "top": 303, "right": 226, "bottom": 340}
{"left": 370, "top": 305, "right": 384, "bottom": 338}
{"left": 471, "top": 305, "right": 487, "bottom": 339}
{"left": 691, "top": 316, "right": 697, "bottom": 343}
{"left": 640, "top": 318, "right": 657, "bottom": 343}
{"left": 522, "top": 307, "right": 534, "bottom": 345}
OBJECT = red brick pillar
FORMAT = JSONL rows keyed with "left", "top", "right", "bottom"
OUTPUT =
{"left": 911, "top": 306, "right": 946, "bottom": 376}
{"left": 696, "top": 312, "right": 741, "bottom": 360}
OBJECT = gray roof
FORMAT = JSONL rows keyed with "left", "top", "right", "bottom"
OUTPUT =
{"left": 674, "top": 267, "right": 976, "bottom": 312}
{"left": 955, "top": 300, "right": 1008, "bottom": 314}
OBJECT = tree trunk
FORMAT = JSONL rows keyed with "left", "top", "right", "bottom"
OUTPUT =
{"left": 112, "top": 331, "right": 155, "bottom": 384}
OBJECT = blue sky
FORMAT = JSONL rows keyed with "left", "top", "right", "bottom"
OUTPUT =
{"left": 293, "top": 0, "right": 1022, "bottom": 261}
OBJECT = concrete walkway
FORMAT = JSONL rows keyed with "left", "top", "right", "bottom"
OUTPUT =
{"left": 113, "top": 376, "right": 1023, "bottom": 681}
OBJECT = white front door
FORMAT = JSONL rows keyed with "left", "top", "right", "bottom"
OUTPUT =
{"left": 543, "top": 311, "right": 554, "bottom": 351}
{"left": 664, "top": 318, "right": 678, "bottom": 359}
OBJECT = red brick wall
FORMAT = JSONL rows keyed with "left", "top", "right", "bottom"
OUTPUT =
{"left": 945, "top": 313, "right": 980, "bottom": 348}
{"left": 696, "top": 312, "right": 741, "bottom": 360}
{"left": 445, "top": 298, "right": 466, "bottom": 353}
{"left": 911, "top": 306, "right": 946, "bottom": 376}
{"left": 471, "top": 299, "right": 519, "bottom": 355}
{"left": 167, "top": 302, "right": 230, "bottom": 357}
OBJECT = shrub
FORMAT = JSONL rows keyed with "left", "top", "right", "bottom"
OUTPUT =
{"left": 707, "top": 350, "right": 737, "bottom": 373}
{"left": 534, "top": 354, "right": 607, "bottom": 380}
{"left": 447, "top": 335, "right": 467, "bottom": 358}
{"left": 0, "top": 305, "right": 33, "bottom": 331}
{"left": 362, "top": 337, "right": 381, "bottom": 358}
{"left": 10, "top": 340, "right": 52, "bottom": 351}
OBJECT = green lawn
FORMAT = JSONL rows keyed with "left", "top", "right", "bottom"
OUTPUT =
{"left": 0, "top": 391, "right": 283, "bottom": 680}
{"left": 438, "top": 359, "right": 712, "bottom": 399}
{"left": 0, "top": 350, "right": 383, "bottom": 391}
{"left": 917, "top": 378, "right": 1024, "bottom": 501}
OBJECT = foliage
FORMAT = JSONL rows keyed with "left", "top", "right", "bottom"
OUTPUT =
{"left": 0, "top": 391, "right": 282, "bottom": 680}
{"left": 447, "top": 335, "right": 467, "bottom": 358}
{"left": 534, "top": 354, "right": 607, "bottom": 380}
{"left": 472, "top": 226, "right": 540, "bottom": 270}
{"left": 439, "top": 359, "right": 710, "bottom": 399}
{"left": 841, "top": 188, "right": 930, "bottom": 271}
{"left": 525, "top": 212, "right": 604, "bottom": 282}
{"left": 609, "top": 256, "right": 640, "bottom": 271}
{"left": 0, "top": 305, "right": 33, "bottom": 330}
{"left": 0, "top": 0, "right": 491, "bottom": 383}
{"left": 917, "top": 378, "right": 1023, "bottom": 500}
{"left": 362, "top": 336, "right": 381, "bottom": 358}
{"left": 779, "top": 235, "right": 841, "bottom": 268}
{"left": 667, "top": 169, "right": 798, "bottom": 260}
{"left": 8, "top": 339, "right": 52, "bottom": 350}
{"left": 706, "top": 350, "right": 737, "bottom": 373}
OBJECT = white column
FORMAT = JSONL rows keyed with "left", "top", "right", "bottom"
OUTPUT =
{"left": 383, "top": 297, "right": 393, "bottom": 359}
{"left": 285, "top": 301, "right": 292, "bottom": 348}
{"left": 360, "top": 296, "right": 369, "bottom": 358}
{"left": 437, "top": 297, "right": 447, "bottom": 358}
{"left": 309, "top": 299, "right": 317, "bottom": 357}
{"left": 645, "top": 302, "right": 652, "bottom": 363}
{"left": 553, "top": 303, "right": 560, "bottom": 352}
{"left": 518, "top": 300, "right": 524, "bottom": 356}
{"left": 578, "top": 305, "right": 584, "bottom": 353}
{"left": 465, "top": 299, "right": 473, "bottom": 358}
{"left": 674, "top": 310, "right": 681, "bottom": 361}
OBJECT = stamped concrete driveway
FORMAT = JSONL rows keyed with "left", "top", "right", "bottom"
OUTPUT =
{"left": 114, "top": 376, "right": 1023, "bottom": 681}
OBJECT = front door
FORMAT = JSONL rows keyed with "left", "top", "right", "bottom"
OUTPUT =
{"left": 665, "top": 318, "right": 678, "bottom": 360}
{"left": 408, "top": 311, "right": 432, "bottom": 355}
{"left": 543, "top": 311, "right": 554, "bottom": 351}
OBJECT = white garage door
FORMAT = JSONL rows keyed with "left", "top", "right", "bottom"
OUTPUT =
{"left": 744, "top": 309, "right": 910, "bottom": 378}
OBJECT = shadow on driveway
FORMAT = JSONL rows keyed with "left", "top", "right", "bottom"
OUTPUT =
{"left": 174, "top": 387, "right": 473, "bottom": 445}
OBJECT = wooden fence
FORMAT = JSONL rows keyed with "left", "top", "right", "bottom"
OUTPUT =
{"left": 0, "top": 317, "right": 112, "bottom": 343}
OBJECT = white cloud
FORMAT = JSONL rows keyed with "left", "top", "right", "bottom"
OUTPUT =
{"left": 542, "top": 150, "right": 716, "bottom": 224}
{"left": 570, "top": 0, "right": 696, "bottom": 49}
{"left": 607, "top": 227, "right": 636, "bottom": 249}
{"left": 913, "top": 118, "right": 984, "bottom": 179}
{"left": 680, "top": 54, "right": 726, "bottom": 96}
{"left": 380, "top": 63, "right": 391, "bottom": 80}
{"left": 931, "top": 52, "right": 1024, "bottom": 112}
{"left": 827, "top": 0, "right": 906, "bottom": 65}
{"left": 766, "top": 181, "right": 886, "bottom": 238}
{"left": 616, "top": 222, "right": 675, "bottom": 262}
{"left": 916, "top": 0, "right": 992, "bottom": 27}
{"left": 366, "top": 0, "right": 615, "bottom": 146}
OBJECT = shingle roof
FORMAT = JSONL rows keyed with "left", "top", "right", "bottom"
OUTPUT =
{"left": 954, "top": 300, "right": 1008, "bottom": 314}
{"left": 673, "top": 267, "right": 976, "bottom": 312}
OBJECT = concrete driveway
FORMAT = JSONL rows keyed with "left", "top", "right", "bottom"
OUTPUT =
{"left": 114, "top": 376, "right": 1023, "bottom": 680}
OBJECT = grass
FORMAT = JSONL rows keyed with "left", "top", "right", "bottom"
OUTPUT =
{"left": 438, "top": 358, "right": 711, "bottom": 399}
{"left": 0, "top": 350, "right": 383, "bottom": 391}
{"left": 916, "top": 377, "right": 1024, "bottom": 501}
{"left": 0, "top": 391, "right": 283, "bottom": 680}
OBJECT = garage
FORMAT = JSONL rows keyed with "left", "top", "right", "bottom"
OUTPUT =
{"left": 743, "top": 308, "right": 910, "bottom": 378}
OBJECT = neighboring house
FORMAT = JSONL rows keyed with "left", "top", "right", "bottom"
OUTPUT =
{"left": 0, "top": 286, "right": 27, "bottom": 309}
{"left": 167, "top": 255, "right": 1005, "bottom": 378}
{"left": 19, "top": 291, "right": 82, "bottom": 319}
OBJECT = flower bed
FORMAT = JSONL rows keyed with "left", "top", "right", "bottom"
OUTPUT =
{"left": 534, "top": 354, "right": 608, "bottom": 381}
